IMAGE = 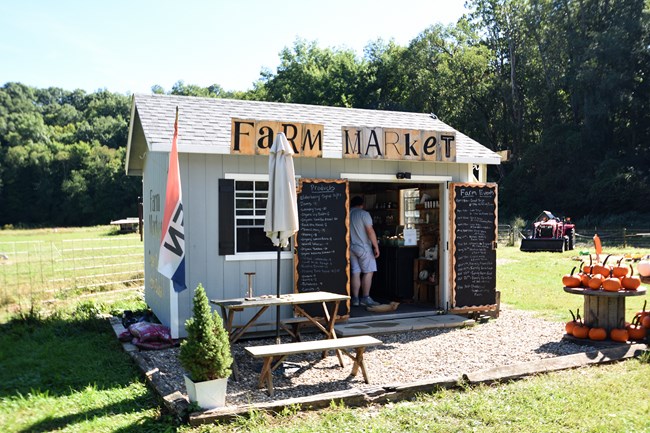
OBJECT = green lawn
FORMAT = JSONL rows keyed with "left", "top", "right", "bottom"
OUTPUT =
{"left": 0, "top": 229, "right": 648, "bottom": 432}
{"left": 0, "top": 225, "right": 129, "bottom": 242}
{"left": 0, "top": 226, "right": 143, "bottom": 320}
{"left": 0, "top": 301, "right": 173, "bottom": 433}
{"left": 190, "top": 360, "right": 650, "bottom": 432}
{"left": 496, "top": 245, "right": 649, "bottom": 322}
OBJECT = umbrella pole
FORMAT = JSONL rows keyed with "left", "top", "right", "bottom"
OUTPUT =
{"left": 275, "top": 238, "right": 281, "bottom": 344}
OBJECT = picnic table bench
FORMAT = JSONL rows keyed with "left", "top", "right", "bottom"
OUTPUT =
{"left": 211, "top": 291, "right": 349, "bottom": 380}
{"left": 280, "top": 316, "right": 329, "bottom": 341}
{"left": 245, "top": 335, "right": 382, "bottom": 396}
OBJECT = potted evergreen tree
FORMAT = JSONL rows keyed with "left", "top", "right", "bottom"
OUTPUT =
{"left": 179, "top": 283, "right": 233, "bottom": 409}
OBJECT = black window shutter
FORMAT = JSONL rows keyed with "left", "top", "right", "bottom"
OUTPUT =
{"left": 218, "top": 178, "right": 235, "bottom": 255}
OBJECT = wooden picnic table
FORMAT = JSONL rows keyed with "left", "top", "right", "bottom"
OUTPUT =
{"left": 211, "top": 291, "right": 350, "bottom": 379}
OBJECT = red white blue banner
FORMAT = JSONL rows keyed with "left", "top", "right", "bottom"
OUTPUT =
{"left": 158, "top": 109, "right": 186, "bottom": 292}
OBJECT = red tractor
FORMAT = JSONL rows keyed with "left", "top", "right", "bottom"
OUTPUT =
{"left": 520, "top": 211, "right": 576, "bottom": 252}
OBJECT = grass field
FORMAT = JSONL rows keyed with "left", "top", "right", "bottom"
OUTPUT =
{"left": 496, "top": 246, "right": 649, "bottom": 322}
{"left": 0, "top": 226, "right": 143, "bottom": 320}
{"left": 0, "top": 226, "right": 121, "bottom": 242}
{"left": 0, "top": 228, "right": 648, "bottom": 432}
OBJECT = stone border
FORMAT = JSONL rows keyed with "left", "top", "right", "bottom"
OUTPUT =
{"left": 109, "top": 318, "right": 191, "bottom": 416}
{"left": 110, "top": 317, "right": 647, "bottom": 426}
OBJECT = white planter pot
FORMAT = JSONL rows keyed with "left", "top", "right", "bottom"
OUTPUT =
{"left": 184, "top": 375, "right": 228, "bottom": 409}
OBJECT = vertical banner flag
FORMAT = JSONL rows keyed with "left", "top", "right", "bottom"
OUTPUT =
{"left": 158, "top": 107, "right": 186, "bottom": 292}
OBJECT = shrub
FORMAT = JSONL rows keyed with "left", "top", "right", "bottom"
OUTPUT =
{"left": 178, "top": 284, "right": 232, "bottom": 382}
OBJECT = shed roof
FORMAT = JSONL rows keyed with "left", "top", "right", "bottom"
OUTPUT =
{"left": 126, "top": 94, "right": 500, "bottom": 175}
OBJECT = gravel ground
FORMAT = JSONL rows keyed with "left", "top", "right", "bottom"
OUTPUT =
{"left": 137, "top": 306, "right": 605, "bottom": 407}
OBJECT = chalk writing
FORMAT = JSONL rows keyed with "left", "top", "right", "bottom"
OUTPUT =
{"left": 453, "top": 184, "right": 497, "bottom": 307}
{"left": 296, "top": 179, "right": 349, "bottom": 316}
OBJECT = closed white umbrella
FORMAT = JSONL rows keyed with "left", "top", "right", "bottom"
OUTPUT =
{"left": 264, "top": 132, "right": 299, "bottom": 342}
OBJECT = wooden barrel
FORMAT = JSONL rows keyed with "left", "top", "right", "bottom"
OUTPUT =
{"left": 582, "top": 295, "right": 625, "bottom": 331}
{"left": 563, "top": 286, "right": 646, "bottom": 333}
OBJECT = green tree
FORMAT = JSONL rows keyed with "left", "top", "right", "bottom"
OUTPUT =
{"left": 357, "top": 39, "right": 410, "bottom": 111}
{"left": 260, "top": 39, "right": 366, "bottom": 107}
{"left": 179, "top": 284, "right": 232, "bottom": 382}
{"left": 0, "top": 83, "right": 140, "bottom": 226}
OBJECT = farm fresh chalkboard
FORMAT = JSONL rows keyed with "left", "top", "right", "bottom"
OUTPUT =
{"left": 450, "top": 183, "right": 498, "bottom": 309}
{"left": 295, "top": 179, "right": 349, "bottom": 317}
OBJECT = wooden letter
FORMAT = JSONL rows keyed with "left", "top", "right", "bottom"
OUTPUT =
{"left": 256, "top": 121, "right": 280, "bottom": 155}
{"left": 421, "top": 132, "right": 437, "bottom": 161}
{"left": 301, "top": 124, "right": 323, "bottom": 158}
{"left": 342, "top": 127, "right": 362, "bottom": 158}
{"left": 361, "top": 128, "right": 383, "bottom": 159}
{"left": 231, "top": 119, "right": 255, "bottom": 155}
{"left": 439, "top": 133, "right": 456, "bottom": 162}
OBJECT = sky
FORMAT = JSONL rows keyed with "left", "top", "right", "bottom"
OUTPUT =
{"left": 0, "top": 0, "right": 469, "bottom": 95}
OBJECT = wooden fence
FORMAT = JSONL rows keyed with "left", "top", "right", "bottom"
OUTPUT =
{"left": 3, "top": 226, "right": 647, "bottom": 314}
{"left": 498, "top": 225, "right": 650, "bottom": 249}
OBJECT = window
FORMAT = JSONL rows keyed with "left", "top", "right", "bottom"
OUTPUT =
{"left": 218, "top": 176, "right": 291, "bottom": 258}
{"left": 234, "top": 179, "right": 272, "bottom": 253}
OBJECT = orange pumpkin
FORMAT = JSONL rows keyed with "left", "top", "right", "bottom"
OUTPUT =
{"left": 587, "top": 273, "right": 603, "bottom": 290}
{"left": 610, "top": 327, "right": 629, "bottom": 343}
{"left": 612, "top": 258, "right": 629, "bottom": 278}
{"left": 572, "top": 312, "right": 590, "bottom": 339}
{"left": 610, "top": 320, "right": 629, "bottom": 343}
{"left": 582, "top": 266, "right": 596, "bottom": 287}
{"left": 642, "top": 315, "right": 650, "bottom": 330}
{"left": 587, "top": 315, "right": 607, "bottom": 340}
{"left": 572, "top": 323, "right": 590, "bottom": 339}
{"left": 621, "top": 265, "right": 641, "bottom": 290}
{"left": 627, "top": 316, "right": 647, "bottom": 341}
{"left": 602, "top": 271, "right": 622, "bottom": 292}
{"left": 562, "top": 267, "right": 582, "bottom": 288}
{"left": 582, "top": 256, "right": 593, "bottom": 274}
{"left": 576, "top": 261, "right": 588, "bottom": 287}
{"left": 565, "top": 309, "right": 579, "bottom": 335}
{"left": 593, "top": 254, "right": 612, "bottom": 278}
{"left": 588, "top": 326, "right": 607, "bottom": 341}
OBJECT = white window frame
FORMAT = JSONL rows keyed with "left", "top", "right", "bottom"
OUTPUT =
{"left": 225, "top": 173, "right": 294, "bottom": 262}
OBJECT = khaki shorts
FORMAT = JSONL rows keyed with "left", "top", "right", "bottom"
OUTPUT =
{"left": 350, "top": 244, "right": 377, "bottom": 274}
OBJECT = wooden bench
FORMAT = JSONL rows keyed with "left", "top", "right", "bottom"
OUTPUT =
{"left": 245, "top": 335, "right": 382, "bottom": 396}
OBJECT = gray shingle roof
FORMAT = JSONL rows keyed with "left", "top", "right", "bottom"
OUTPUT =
{"left": 127, "top": 94, "right": 500, "bottom": 172}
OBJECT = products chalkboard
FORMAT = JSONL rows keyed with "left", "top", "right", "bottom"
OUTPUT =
{"left": 295, "top": 179, "right": 350, "bottom": 317}
{"left": 450, "top": 183, "right": 498, "bottom": 308}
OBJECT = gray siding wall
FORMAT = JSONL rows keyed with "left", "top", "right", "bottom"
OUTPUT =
{"left": 162, "top": 153, "right": 469, "bottom": 336}
{"left": 142, "top": 151, "right": 174, "bottom": 333}
{"left": 145, "top": 150, "right": 476, "bottom": 336}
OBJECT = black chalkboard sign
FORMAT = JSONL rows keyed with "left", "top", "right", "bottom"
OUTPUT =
{"left": 451, "top": 183, "right": 498, "bottom": 308}
{"left": 295, "top": 179, "right": 350, "bottom": 317}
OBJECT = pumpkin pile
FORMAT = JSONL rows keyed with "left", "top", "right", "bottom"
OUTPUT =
{"left": 562, "top": 255, "right": 643, "bottom": 291}
{"left": 564, "top": 302, "right": 650, "bottom": 342}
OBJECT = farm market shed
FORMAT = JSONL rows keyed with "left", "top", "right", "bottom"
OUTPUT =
{"left": 126, "top": 94, "right": 501, "bottom": 338}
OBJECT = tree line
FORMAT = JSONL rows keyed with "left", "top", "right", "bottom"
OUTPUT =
{"left": 1, "top": 0, "right": 649, "bottom": 228}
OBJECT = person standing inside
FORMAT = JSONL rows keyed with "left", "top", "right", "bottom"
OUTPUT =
{"left": 349, "top": 196, "right": 380, "bottom": 307}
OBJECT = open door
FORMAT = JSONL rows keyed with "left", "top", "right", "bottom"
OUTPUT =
{"left": 449, "top": 182, "right": 498, "bottom": 312}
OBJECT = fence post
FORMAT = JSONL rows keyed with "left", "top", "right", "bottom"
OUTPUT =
{"left": 623, "top": 228, "right": 627, "bottom": 249}
{"left": 13, "top": 242, "right": 19, "bottom": 304}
